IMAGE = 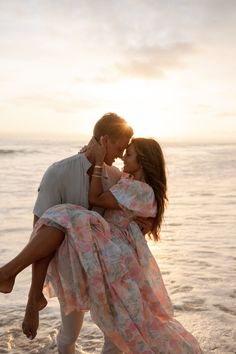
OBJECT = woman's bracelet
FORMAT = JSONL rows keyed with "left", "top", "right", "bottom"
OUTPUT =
{"left": 94, "top": 165, "right": 103, "bottom": 169}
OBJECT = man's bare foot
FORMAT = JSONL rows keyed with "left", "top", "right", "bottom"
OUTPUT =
{"left": 22, "top": 301, "right": 39, "bottom": 340}
{"left": 0, "top": 269, "right": 15, "bottom": 293}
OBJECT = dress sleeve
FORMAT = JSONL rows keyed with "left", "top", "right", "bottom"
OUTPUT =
{"left": 109, "top": 178, "right": 157, "bottom": 218}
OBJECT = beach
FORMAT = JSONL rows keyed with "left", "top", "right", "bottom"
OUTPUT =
{"left": 0, "top": 137, "right": 235, "bottom": 353}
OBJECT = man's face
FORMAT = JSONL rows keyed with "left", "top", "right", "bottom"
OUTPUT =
{"left": 104, "top": 136, "right": 130, "bottom": 166}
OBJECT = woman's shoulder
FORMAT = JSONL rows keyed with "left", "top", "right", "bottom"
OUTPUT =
{"left": 110, "top": 174, "right": 156, "bottom": 216}
{"left": 118, "top": 174, "right": 154, "bottom": 193}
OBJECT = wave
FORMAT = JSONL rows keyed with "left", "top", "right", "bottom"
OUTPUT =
{"left": 0, "top": 149, "right": 38, "bottom": 155}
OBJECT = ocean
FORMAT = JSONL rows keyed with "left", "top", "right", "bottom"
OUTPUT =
{"left": 0, "top": 136, "right": 235, "bottom": 353}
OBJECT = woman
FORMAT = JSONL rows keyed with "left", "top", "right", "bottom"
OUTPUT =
{"left": 0, "top": 138, "right": 203, "bottom": 353}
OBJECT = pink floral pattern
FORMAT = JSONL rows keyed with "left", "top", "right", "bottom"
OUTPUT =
{"left": 34, "top": 177, "right": 202, "bottom": 354}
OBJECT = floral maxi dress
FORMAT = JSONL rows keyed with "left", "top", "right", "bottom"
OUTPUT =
{"left": 34, "top": 177, "right": 203, "bottom": 354}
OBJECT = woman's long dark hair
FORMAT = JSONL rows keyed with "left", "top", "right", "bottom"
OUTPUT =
{"left": 132, "top": 138, "right": 168, "bottom": 241}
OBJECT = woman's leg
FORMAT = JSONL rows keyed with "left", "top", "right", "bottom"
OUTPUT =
{"left": 0, "top": 225, "right": 65, "bottom": 293}
{"left": 0, "top": 225, "right": 65, "bottom": 339}
{"left": 29, "top": 256, "right": 53, "bottom": 310}
{"left": 22, "top": 255, "right": 54, "bottom": 339}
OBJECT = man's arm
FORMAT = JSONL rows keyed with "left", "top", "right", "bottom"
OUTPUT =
{"left": 135, "top": 216, "right": 155, "bottom": 235}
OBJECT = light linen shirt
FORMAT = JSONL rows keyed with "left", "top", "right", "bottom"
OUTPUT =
{"left": 33, "top": 153, "right": 121, "bottom": 217}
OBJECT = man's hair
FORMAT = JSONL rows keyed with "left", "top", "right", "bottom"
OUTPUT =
{"left": 93, "top": 112, "right": 133, "bottom": 142}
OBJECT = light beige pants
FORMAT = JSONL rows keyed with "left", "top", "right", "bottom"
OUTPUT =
{"left": 57, "top": 307, "right": 123, "bottom": 354}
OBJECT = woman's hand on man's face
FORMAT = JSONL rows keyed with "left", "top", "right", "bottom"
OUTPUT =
{"left": 80, "top": 136, "right": 106, "bottom": 164}
{"left": 94, "top": 136, "right": 106, "bottom": 164}
{"left": 80, "top": 136, "right": 97, "bottom": 153}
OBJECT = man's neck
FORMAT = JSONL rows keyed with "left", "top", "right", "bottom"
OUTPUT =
{"left": 85, "top": 151, "right": 95, "bottom": 165}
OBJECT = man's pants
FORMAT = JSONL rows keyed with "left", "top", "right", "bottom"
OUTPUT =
{"left": 57, "top": 306, "right": 123, "bottom": 354}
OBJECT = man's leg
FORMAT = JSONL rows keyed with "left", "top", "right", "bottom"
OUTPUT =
{"left": 101, "top": 336, "right": 123, "bottom": 354}
{"left": 57, "top": 304, "right": 84, "bottom": 354}
{"left": 57, "top": 308, "right": 122, "bottom": 354}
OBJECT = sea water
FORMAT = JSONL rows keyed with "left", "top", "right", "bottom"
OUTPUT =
{"left": 0, "top": 136, "right": 235, "bottom": 353}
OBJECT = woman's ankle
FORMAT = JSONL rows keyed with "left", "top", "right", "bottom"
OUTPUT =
{"left": 0, "top": 269, "right": 16, "bottom": 293}
{"left": 27, "top": 292, "right": 48, "bottom": 310}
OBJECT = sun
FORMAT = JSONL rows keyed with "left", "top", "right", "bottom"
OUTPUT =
{"left": 126, "top": 114, "right": 164, "bottom": 138}
{"left": 74, "top": 78, "right": 187, "bottom": 141}
{"left": 95, "top": 78, "right": 184, "bottom": 140}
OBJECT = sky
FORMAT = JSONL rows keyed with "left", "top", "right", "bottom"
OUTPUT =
{"left": 0, "top": 0, "right": 236, "bottom": 141}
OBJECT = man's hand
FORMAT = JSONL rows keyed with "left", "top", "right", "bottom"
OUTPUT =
{"left": 135, "top": 216, "right": 154, "bottom": 236}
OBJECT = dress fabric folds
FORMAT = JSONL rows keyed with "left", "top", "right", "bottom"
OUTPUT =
{"left": 33, "top": 177, "right": 202, "bottom": 354}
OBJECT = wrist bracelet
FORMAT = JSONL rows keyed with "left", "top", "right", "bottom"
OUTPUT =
{"left": 94, "top": 165, "right": 103, "bottom": 169}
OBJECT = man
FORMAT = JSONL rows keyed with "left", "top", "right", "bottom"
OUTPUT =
{"left": 23, "top": 113, "right": 134, "bottom": 354}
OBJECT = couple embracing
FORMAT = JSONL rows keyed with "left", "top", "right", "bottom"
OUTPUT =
{"left": 0, "top": 113, "right": 203, "bottom": 353}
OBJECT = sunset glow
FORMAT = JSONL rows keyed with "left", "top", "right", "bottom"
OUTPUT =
{"left": 0, "top": 1, "right": 235, "bottom": 141}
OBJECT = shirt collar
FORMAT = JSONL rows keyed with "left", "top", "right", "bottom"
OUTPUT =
{"left": 80, "top": 153, "right": 108, "bottom": 178}
{"left": 80, "top": 153, "right": 92, "bottom": 173}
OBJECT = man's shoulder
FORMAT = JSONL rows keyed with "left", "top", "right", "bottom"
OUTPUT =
{"left": 44, "top": 153, "right": 88, "bottom": 180}
{"left": 50, "top": 153, "right": 86, "bottom": 171}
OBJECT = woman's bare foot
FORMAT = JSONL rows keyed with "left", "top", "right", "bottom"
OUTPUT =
{"left": 0, "top": 269, "right": 15, "bottom": 293}
{"left": 22, "top": 301, "right": 39, "bottom": 340}
{"left": 21, "top": 293, "right": 47, "bottom": 339}
{"left": 37, "top": 293, "right": 48, "bottom": 311}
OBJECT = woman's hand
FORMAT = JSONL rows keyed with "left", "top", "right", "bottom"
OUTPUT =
{"left": 79, "top": 137, "right": 97, "bottom": 154}
{"left": 94, "top": 136, "right": 106, "bottom": 165}
{"left": 82, "top": 136, "right": 106, "bottom": 165}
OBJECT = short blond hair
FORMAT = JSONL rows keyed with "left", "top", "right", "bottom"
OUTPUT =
{"left": 93, "top": 113, "right": 133, "bottom": 142}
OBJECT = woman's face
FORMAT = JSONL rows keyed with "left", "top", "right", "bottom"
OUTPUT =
{"left": 104, "top": 136, "right": 130, "bottom": 166}
{"left": 122, "top": 143, "right": 141, "bottom": 174}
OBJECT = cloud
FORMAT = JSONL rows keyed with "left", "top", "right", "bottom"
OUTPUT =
{"left": 5, "top": 94, "right": 97, "bottom": 113}
{"left": 113, "top": 42, "right": 196, "bottom": 79}
{"left": 0, "top": 0, "right": 235, "bottom": 73}
{"left": 0, "top": 0, "right": 236, "bottom": 140}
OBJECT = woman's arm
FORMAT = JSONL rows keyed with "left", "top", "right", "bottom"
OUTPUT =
{"left": 88, "top": 137, "right": 121, "bottom": 210}
{"left": 89, "top": 172, "right": 120, "bottom": 209}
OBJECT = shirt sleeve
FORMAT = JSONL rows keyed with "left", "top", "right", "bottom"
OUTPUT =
{"left": 109, "top": 178, "right": 157, "bottom": 218}
{"left": 33, "top": 164, "right": 62, "bottom": 217}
